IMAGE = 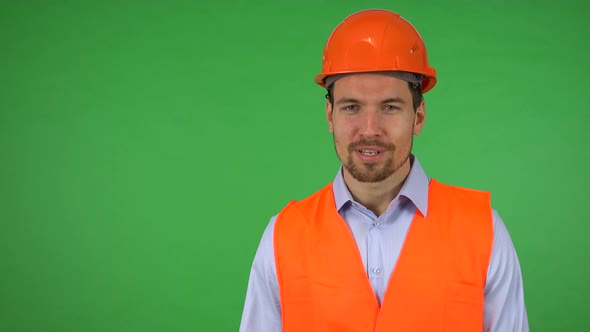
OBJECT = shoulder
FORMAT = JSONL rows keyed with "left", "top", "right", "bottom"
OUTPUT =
{"left": 431, "top": 178, "right": 491, "bottom": 198}
{"left": 276, "top": 182, "right": 334, "bottom": 217}
{"left": 272, "top": 182, "right": 334, "bottom": 244}
{"left": 429, "top": 178, "right": 492, "bottom": 213}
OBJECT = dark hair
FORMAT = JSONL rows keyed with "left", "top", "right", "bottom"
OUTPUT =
{"left": 325, "top": 81, "right": 424, "bottom": 111}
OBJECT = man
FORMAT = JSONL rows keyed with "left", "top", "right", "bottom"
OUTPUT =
{"left": 240, "top": 9, "right": 528, "bottom": 332}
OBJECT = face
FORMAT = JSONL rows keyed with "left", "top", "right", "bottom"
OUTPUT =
{"left": 326, "top": 74, "right": 425, "bottom": 183}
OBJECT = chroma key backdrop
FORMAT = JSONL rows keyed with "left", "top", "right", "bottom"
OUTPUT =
{"left": 1, "top": 1, "right": 588, "bottom": 331}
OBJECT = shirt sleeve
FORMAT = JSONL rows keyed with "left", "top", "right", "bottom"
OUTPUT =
{"left": 239, "top": 216, "right": 281, "bottom": 332}
{"left": 484, "top": 209, "right": 530, "bottom": 332}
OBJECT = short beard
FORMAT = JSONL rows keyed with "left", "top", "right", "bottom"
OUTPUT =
{"left": 341, "top": 139, "right": 411, "bottom": 183}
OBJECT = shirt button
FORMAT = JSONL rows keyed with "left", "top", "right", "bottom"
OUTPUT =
{"left": 372, "top": 222, "right": 380, "bottom": 228}
{"left": 372, "top": 268, "right": 381, "bottom": 275}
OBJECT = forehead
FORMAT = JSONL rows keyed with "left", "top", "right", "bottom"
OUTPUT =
{"left": 332, "top": 74, "right": 411, "bottom": 98}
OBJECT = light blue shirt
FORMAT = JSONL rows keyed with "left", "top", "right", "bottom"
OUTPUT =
{"left": 240, "top": 156, "right": 529, "bottom": 332}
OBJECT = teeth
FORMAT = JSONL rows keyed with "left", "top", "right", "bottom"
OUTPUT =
{"left": 361, "top": 150, "right": 378, "bottom": 156}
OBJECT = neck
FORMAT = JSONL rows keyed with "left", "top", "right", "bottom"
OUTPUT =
{"left": 343, "top": 158, "right": 412, "bottom": 216}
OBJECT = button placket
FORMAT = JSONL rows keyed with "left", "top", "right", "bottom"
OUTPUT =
{"left": 368, "top": 217, "right": 383, "bottom": 280}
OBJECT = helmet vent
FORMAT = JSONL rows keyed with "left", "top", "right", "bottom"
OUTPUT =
{"left": 410, "top": 44, "right": 419, "bottom": 54}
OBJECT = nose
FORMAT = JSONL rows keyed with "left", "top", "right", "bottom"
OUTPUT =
{"left": 360, "top": 110, "right": 381, "bottom": 137}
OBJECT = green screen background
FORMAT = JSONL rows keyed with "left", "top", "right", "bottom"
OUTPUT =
{"left": 1, "top": 1, "right": 588, "bottom": 331}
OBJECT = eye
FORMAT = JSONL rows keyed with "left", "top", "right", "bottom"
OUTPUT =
{"left": 384, "top": 105, "right": 400, "bottom": 111}
{"left": 343, "top": 104, "right": 359, "bottom": 111}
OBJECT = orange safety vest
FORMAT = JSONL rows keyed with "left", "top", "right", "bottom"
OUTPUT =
{"left": 274, "top": 179, "right": 494, "bottom": 332}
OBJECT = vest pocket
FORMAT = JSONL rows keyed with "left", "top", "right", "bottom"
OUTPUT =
{"left": 444, "top": 282, "right": 484, "bottom": 332}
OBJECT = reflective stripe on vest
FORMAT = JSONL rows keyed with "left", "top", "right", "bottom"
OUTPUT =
{"left": 274, "top": 179, "right": 493, "bottom": 332}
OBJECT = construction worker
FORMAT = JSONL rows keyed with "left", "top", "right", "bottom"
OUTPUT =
{"left": 239, "top": 9, "right": 529, "bottom": 332}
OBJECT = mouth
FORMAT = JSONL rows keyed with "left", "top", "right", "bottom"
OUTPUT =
{"left": 354, "top": 147, "right": 386, "bottom": 162}
{"left": 359, "top": 149, "right": 381, "bottom": 156}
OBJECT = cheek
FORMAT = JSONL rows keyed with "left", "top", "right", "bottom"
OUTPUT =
{"left": 395, "top": 125, "right": 414, "bottom": 140}
{"left": 392, "top": 127, "right": 415, "bottom": 151}
{"left": 332, "top": 120, "right": 355, "bottom": 139}
{"left": 332, "top": 126, "right": 352, "bottom": 155}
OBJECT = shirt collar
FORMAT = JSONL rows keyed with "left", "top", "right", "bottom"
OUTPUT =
{"left": 332, "top": 154, "right": 430, "bottom": 216}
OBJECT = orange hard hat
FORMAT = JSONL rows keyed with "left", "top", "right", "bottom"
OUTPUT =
{"left": 314, "top": 9, "right": 437, "bottom": 93}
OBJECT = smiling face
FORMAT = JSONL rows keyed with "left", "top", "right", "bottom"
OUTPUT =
{"left": 326, "top": 73, "right": 426, "bottom": 183}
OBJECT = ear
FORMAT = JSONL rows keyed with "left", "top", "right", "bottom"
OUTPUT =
{"left": 326, "top": 99, "right": 334, "bottom": 133}
{"left": 413, "top": 100, "right": 426, "bottom": 135}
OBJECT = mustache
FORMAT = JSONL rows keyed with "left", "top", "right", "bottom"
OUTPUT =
{"left": 348, "top": 139, "right": 395, "bottom": 151}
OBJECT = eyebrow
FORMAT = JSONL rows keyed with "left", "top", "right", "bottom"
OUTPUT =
{"left": 335, "top": 98, "right": 363, "bottom": 105}
{"left": 335, "top": 97, "right": 407, "bottom": 105}
{"left": 381, "top": 97, "right": 406, "bottom": 105}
